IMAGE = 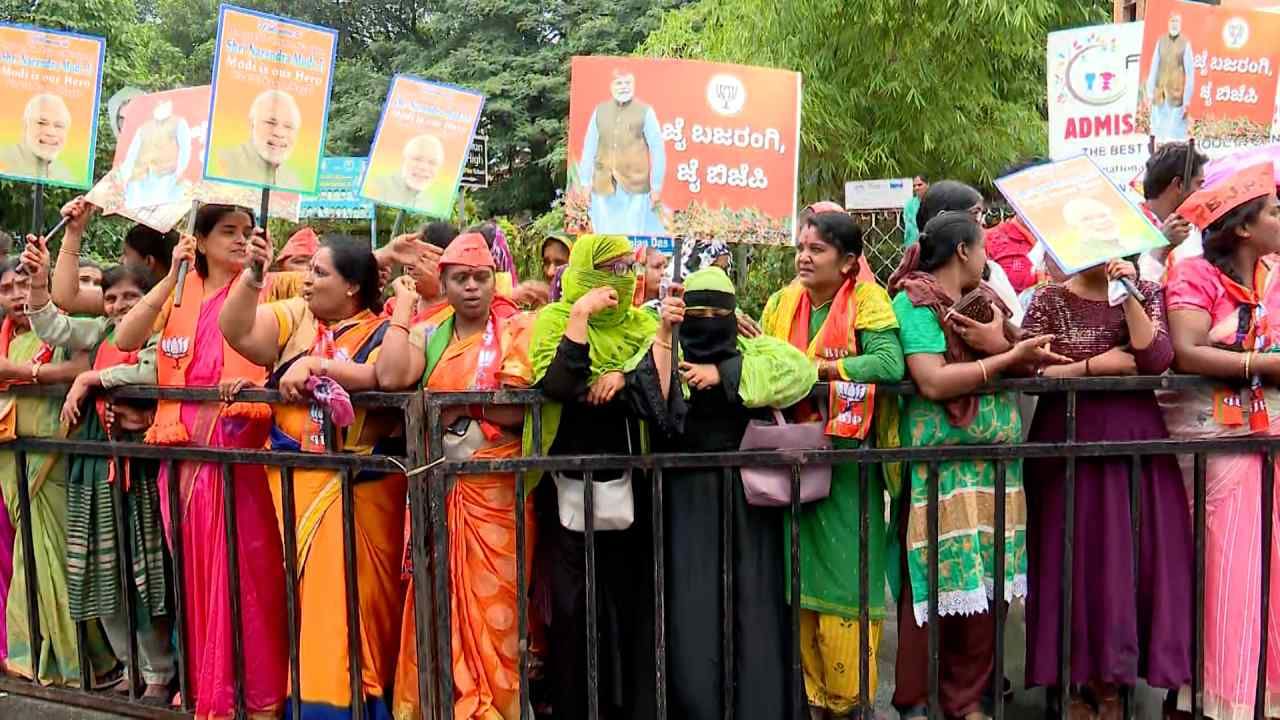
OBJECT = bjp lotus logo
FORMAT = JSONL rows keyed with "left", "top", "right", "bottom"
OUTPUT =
{"left": 706, "top": 73, "right": 746, "bottom": 117}
{"left": 160, "top": 335, "right": 190, "bottom": 361}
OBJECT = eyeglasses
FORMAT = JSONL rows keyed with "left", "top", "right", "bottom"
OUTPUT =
{"left": 596, "top": 259, "right": 635, "bottom": 277}
{"left": 685, "top": 307, "right": 734, "bottom": 318}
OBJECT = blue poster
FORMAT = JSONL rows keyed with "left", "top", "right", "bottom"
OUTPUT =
{"left": 301, "top": 156, "right": 374, "bottom": 219}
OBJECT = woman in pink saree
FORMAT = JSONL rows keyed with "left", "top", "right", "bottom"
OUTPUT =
{"left": 114, "top": 204, "right": 300, "bottom": 718}
{"left": 1164, "top": 163, "right": 1280, "bottom": 719}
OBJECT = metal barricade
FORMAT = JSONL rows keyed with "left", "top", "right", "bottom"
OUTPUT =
{"left": 2, "top": 375, "right": 1276, "bottom": 720}
{"left": 0, "top": 385, "right": 421, "bottom": 720}
{"left": 419, "top": 375, "right": 1280, "bottom": 720}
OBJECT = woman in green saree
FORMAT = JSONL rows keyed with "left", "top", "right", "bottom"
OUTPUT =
{"left": 0, "top": 254, "right": 116, "bottom": 686}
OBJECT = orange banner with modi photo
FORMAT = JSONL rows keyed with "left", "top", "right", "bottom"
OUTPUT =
{"left": 85, "top": 84, "right": 301, "bottom": 232}
{"left": 204, "top": 4, "right": 338, "bottom": 195}
{"left": 0, "top": 23, "right": 105, "bottom": 190}
{"left": 996, "top": 155, "right": 1167, "bottom": 275}
{"left": 359, "top": 75, "right": 484, "bottom": 218}
{"left": 566, "top": 55, "right": 801, "bottom": 244}
{"left": 1139, "top": 0, "right": 1280, "bottom": 149}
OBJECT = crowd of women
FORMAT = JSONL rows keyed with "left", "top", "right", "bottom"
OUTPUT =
{"left": 0, "top": 138, "right": 1276, "bottom": 720}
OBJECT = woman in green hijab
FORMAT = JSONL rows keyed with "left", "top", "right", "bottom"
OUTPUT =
{"left": 527, "top": 234, "right": 658, "bottom": 720}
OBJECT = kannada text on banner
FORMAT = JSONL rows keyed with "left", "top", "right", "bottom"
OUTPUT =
{"left": 302, "top": 156, "right": 373, "bottom": 219}
{"left": 204, "top": 5, "right": 338, "bottom": 195}
{"left": 360, "top": 75, "right": 484, "bottom": 217}
{"left": 565, "top": 56, "right": 802, "bottom": 244}
{"left": 996, "top": 155, "right": 1166, "bottom": 274}
{"left": 1047, "top": 22, "right": 1149, "bottom": 185}
{"left": 0, "top": 24, "right": 105, "bottom": 190}
{"left": 1139, "top": 0, "right": 1280, "bottom": 149}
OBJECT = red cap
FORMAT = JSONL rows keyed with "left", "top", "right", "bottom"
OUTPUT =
{"left": 278, "top": 227, "right": 319, "bottom": 264}
{"left": 439, "top": 232, "right": 495, "bottom": 268}
{"left": 1177, "top": 162, "right": 1276, "bottom": 229}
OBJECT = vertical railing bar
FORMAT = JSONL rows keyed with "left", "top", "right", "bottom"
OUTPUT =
{"left": 75, "top": 618, "right": 91, "bottom": 693}
{"left": 1058, "top": 390, "right": 1078, "bottom": 720}
{"left": 407, "top": 393, "right": 439, "bottom": 720}
{"left": 110, "top": 457, "right": 141, "bottom": 699}
{"left": 857, "top": 461, "right": 870, "bottom": 720}
{"left": 220, "top": 462, "right": 247, "bottom": 718}
{"left": 927, "top": 461, "right": 940, "bottom": 720}
{"left": 1256, "top": 450, "right": 1273, "bottom": 720}
{"left": 993, "top": 460, "right": 1007, "bottom": 720}
{"left": 789, "top": 464, "right": 803, "bottom": 720}
{"left": 340, "top": 464, "right": 365, "bottom": 720}
{"left": 516, "top": 400, "right": 538, "bottom": 720}
{"left": 1125, "top": 454, "right": 1141, "bottom": 720}
{"left": 14, "top": 450, "right": 42, "bottom": 680}
{"left": 427, "top": 400, "right": 452, "bottom": 720}
{"left": 323, "top": 405, "right": 364, "bottom": 720}
{"left": 1192, "top": 453, "right": 1206, "bottom": 720}
{"left": 721, "top": 465, "right": 735, "bottom": 720}
{"left": 165, "top": 459, "right": 192, "bottom": 712}
{"left": 653, "top": 465, "right": 668, "bottom": 720}
{"left": 584, "top": 469, "right": 599, "bottom": 720}
{"left": 279, "top": 465, "right": 303, "bottom": 720}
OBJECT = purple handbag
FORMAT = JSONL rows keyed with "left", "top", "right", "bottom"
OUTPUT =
{"left": 738, "top": 409, "right": 832, "bottom": 507}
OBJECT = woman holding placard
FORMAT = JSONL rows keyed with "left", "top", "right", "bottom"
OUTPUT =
{"left": 113, "top": 204, "right": 299, "bottom": 717}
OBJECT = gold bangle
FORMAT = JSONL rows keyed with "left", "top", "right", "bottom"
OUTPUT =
{"left": 31, "top": 362, "right": 42, "bottom": 384}
{"left": 1245, "top": 351, "right": 1255, "bottom": 379}
{"left": 389, "top": 321, "right": 410, "bottom": 334}
{"left": 58, "top": 248, "right": 80, "bottom": 258}
{"left": 977, "top": 358, "right": 989, "bottom": 384}
{"left": 653, "top": 338, "right": 672, "bottom": 350}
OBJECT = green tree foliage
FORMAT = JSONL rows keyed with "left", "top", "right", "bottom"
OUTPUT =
{"left": 640, "top": 0, "right": 1110, "bottom": 200}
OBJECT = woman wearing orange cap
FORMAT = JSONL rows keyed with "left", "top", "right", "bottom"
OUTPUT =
{"left": 377, "top": 232, "right": 534, "bottom": 720}
{"left": 1164, "top": 163, "right": 1280, "bottom": 719}
{"left": 273, "top": 227, "right": 320, "bottom": 273}
{"left": 219, "top": 233, "right": 403, "bottom": 719}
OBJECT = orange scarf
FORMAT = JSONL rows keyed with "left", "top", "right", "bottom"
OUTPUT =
{"left": 769, "top": 277, "right": 875, "bottom": 439}
{"left": 1214, "top": 259, "right": 1276, "bottom": 431}
{"left": 93, "top": 335, "right": 138, "bottom": 429}
{"left": 146, "top": 269, "right": 271, "bottom": 445}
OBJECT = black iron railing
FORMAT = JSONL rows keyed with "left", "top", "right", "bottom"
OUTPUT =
{"left": 0, "top": 376, "right": 1275, "bottom": 720}
{"left": 0, "top": 385, "right": 422, "bottom": 720}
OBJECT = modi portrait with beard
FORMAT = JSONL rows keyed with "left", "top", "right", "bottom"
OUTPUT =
{"left": 368, "top": 134, "right": 445, "bottom": 211}
{"left": 212, "top": 89, "right": 304, "bottom": 189}
{"left": 0, "top": 93, "right": 78, "bottom": 185}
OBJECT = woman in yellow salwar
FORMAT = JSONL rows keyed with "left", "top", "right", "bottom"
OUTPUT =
{"left": 377, "top": 232, "right": 534, "bottom": 720}
{"left": 0, "top": 257, "right": 116, "bottom": 686}
{"left": 220, "top": 234, "right": 404, "bottom": 720}
{"left": 759, "top": 211, "right": 905, "bottom": 719}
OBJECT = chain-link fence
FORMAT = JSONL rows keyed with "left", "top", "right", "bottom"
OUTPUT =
{"left": 851, "top": 203, "right": 1017, "bottom": 284}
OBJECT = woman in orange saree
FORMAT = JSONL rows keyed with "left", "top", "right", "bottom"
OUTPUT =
{"left": 220, "top": 233, "right": 404, "bottom": 719}
{"left": 377, "top": 232, "right": 534, "bottom": 720}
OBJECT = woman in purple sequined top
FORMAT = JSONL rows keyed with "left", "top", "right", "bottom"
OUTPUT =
{"left": 1021, "top": 258, "right": 1192, "bottom": 719}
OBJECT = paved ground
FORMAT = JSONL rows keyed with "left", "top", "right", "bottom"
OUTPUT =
{"left": 871, "top": 596, "right": 1166, "bottom": 719}
{"left": 0, "top": 597, "right": 1168, "bottom": 719}
{"left": 0, "top": 692, "right": 121, "bottom": 719}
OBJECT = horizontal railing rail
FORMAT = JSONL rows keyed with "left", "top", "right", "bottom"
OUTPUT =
{"left": 5, "top": 375, "right": 1275, "bottom": 720}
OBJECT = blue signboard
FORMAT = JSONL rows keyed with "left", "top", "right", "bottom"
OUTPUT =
{"left": 301, "top": 156, "right": 374, "bottom": 219}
